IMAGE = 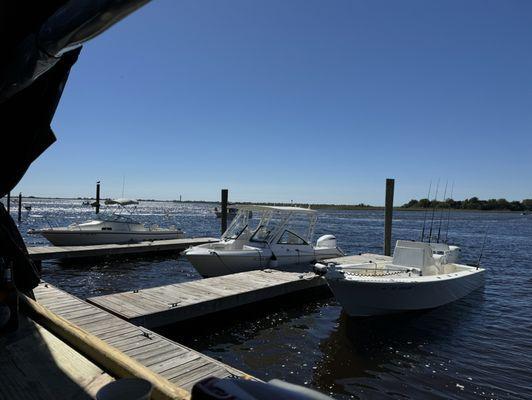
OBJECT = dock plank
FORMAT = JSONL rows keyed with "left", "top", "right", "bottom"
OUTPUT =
{"left": 34, "top": 282, "right": 252, "bottom": 393}
{"left": 28, "top": 237, "right": 218, "bottom": 261}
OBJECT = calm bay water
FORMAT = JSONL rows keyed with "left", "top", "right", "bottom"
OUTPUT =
{"left": 10, "top": 198, "right": 532, "bottom": 399}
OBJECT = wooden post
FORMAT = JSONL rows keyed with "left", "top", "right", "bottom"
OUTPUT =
{"left": 95, "top": 181, "right": 100, "bottom": 214}
{"left": 221, "top": 189, "right": 228, "bottom": 235}
{"left": 6, "top": 192, "right": 10, "bottom": 213}
{"left": 384, "top": 178, "right": 395, "bottom": 256}
{"left": 18, "top": 192, "right": 22, "bottom": 222}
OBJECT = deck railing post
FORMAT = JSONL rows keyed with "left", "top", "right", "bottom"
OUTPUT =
{"left": 221, "top": 189, "right": 228, "bottom": 235}
{"left": 384, "top": 178, "right": 395, "bottom": 256}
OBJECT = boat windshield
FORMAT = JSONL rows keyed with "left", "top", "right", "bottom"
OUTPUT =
{"left": 222, "top": 210, "right": 255, "bottom": 239}
{"left": 250, "top": 209, "right": 317, "bottom": 243}
{"left": 223, "top": 207, "right": 317, "bottom": 243}
{"left": 96, "top": 213, "right": 137, "bottom": 224}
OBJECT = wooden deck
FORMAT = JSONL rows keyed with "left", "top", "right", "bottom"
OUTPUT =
{"left": 1, "top": 315, "right": 113, "bottom": 399}
{"left": 33, "top": 282, "right": 252, "bottom": 392}
{"left": 87, "top": 269, "right": 326, "bottom": 329}
{"left": 28, "top": 237, "right": 218, "bottom": 261}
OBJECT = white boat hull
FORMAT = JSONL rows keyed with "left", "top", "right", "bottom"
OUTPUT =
{"left": 326, "top": 266, "right": 485, "bottom": 317}
{"left": 186, "top": 246, "right": 344, "bottom": 277}
{"left": 40, "top": 230, "right": 184, "bottom": 246}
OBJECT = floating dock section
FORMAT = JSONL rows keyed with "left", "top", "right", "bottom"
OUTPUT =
{"left": 87, "top": 270, "right": 325, "bottom": 329}
{"left": 33, "top": 282, "right": 252, "bottom": 391}
{"left": 28, "top": 237, "right": 217, "bottom": 262}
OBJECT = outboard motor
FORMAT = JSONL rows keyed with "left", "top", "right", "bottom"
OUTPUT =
{"left": 316, "top": 234, "right": 337, "bottom": 248}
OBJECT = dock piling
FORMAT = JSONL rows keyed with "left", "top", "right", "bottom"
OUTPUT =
{"left": 95, "top": 181, "right": 100, "bottom": 214}
{"left": 18, "top": 192, "right": 22, "bottom": 222}
{"left": 221, "top": 188, "right": 228, "bottom": 235}
{"left": 384, "top": 178, "right": 395, "bottom": 256}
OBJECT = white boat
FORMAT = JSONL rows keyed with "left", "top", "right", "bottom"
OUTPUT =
{"left": 184, "top": 205, "right": 344, "bottom": 277}
{"left": 29, "top": 199, "right": 184, "bottom": 246}
{"left": 316, "top": 240, "right": 484, "bottom": 317}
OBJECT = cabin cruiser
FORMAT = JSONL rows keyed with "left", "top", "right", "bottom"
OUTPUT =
{"left": 28, "top": 199, "right": 184, "bottom": 246}
{"left": 315, "top": 240, "right": 484, "bottom": 317}
{"left": 184, "top": 205, "right": 344, "bottom": 277}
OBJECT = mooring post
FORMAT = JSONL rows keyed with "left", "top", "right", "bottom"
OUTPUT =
{"left": 6, "top": 192, "right": 10, "bottom": 213}
{"left": 95, "top": 181, "right": 100, "bottom": 214}
{"left": 221, "top": 189, "right": 228, "bottom": 235}
{"left": 18, "top": 192, "right": 22, "bottom": 222}
{"left": 384, "top": 178, "right": 395, "bottom": 256}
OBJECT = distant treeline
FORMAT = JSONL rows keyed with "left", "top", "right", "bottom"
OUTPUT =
{"left": 402, "top": 197, "right": 532, "bottom": 211}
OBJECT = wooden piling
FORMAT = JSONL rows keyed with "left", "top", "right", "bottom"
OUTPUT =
{"left": 384, "top": 178, "right": 395, "bottom": 256}
{"left": 6, "top": 192, "right": 10, "bottom": 213}
{"left": 95, "top": 181, "right": 100, "bottom": 214}
{"left": 221, "top": 188, "right": 228, "bottom": 235}
{"left": 18, "top": 192, "right": 22, "bottom": 222}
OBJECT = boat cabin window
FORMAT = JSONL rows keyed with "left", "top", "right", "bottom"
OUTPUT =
{"left": 277, "top": 230, "right": 308, "bottom": 245}
{"left": 101, "top": 227, "right": 112, "bottom": 231}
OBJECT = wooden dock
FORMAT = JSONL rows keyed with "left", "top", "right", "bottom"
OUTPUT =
{"left": 33, "top": 282, "right": 252, "bottom": 392}
{"left": 1, "top": 315, "right": 114, "bottom": 400}
{"left": 28, "top": 237, "right": 218, "bottom": 261}
{"left": 87, "top": 269, "right": 326, "bottom": 328}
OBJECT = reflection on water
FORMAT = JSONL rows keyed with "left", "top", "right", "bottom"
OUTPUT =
{"left": 5, "top": 198, "right": 532, "bottom": 399}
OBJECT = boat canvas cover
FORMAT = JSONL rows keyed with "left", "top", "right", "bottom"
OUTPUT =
{"left": 392, "top": 240, "right": 436, "bottom": 269}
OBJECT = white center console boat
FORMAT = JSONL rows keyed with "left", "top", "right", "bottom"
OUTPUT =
{"left": 316, "top": 240, "right": 484, "bottom": 317}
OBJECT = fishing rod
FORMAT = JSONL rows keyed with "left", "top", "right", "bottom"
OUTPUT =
{"left": 436, "top": 180, "right": 448, "bottom": 243}
{"left": 427, "top": 179, "right": 440, "bottom": 243}
{"left": 420, "top": 180, "right": 432, "bottom": 242}
{"left": 476, "top": 226, "right": 489, "bottom": 269}
{"left": 443, "top": 182, "right": 454, "bottom": 243}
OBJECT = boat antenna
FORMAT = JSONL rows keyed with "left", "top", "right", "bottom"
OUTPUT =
{"left": 420, "top": 180, "right": 432, "bottom": 241}
{"left": 121, "top": 174, "right": 126, "bottom": 198}
{"left": 476, "top": 225, "right": 489, "bottom": 269}
{"left": 427, "top": 178, "right": 440, "bottom": 243}
{"left": 443, "top": 181, "right": 454, "bottom": 243}
{"left": 436, "top": 180, "right": 448, "bottom": 243}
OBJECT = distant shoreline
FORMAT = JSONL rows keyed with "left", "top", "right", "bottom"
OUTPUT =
{"left": 4, "top": 196, "right": 528, "bottom": 213}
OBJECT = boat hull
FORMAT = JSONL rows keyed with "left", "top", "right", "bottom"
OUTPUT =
{"left": 186, "top": 246, "right": 344, "bottom": 277}
{"left": 39, "top": 230, "right": 184, "bottom": 246}
{"left": 326, "top": 267, "right": 485, "bottom": 317}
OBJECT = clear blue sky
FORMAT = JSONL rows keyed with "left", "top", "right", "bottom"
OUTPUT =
{"left": 15, "top": 0, "right": 532, "bottom": 204}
